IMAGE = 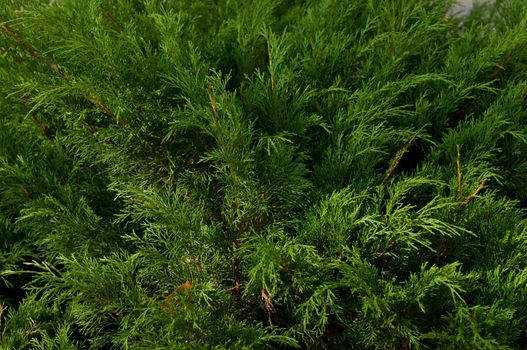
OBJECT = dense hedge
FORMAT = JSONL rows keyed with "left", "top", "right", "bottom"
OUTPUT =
{"left": 2, "top": 0, "right": 527, "bottom": 348}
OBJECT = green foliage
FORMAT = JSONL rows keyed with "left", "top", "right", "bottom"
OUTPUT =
{"left": 2, "top": 0, "right": 527, "bottom": 348}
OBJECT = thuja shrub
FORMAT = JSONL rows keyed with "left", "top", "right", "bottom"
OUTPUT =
{"left": 1, "top": 0, "right": 527, "bottom": 348}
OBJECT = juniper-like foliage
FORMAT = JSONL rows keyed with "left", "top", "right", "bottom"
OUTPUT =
{"left": 1, "top": 0, "right": 527, "bottom": 348}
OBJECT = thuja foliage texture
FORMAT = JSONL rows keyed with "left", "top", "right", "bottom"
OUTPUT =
{"left": 1, "top": 0, "right": 527, "bottom": 348}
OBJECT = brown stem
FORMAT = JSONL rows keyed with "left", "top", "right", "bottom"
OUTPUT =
{"left": 401, "top": 336, "right": 410, "bottom": 350}
{"left": 436, "top": 177, "right": 489, "bottom": 266}
{"left": 520, "top": 85, "right": 527, "bottom": 98}
{"left": 2, "top": 23, "right": 128, "bottom": 127}
{"left": 376, "top": 240, "right": 396, "bottom": 260}
{"left": 461, "top": 177, "right": 488, "bottom": 207}
{"left": 260, "top": 288, "right": 275, "bottom": 326}
{"left": 456, "top": 144, "right": 462, "bottom": 197}
{"left": 87, "top": 96, "right": 128, "bottom": 127}
{"left": 2, "top": 24, "right": 68, "bottom": 80}
{"left": 207, "top": 82, "right": 219, "bottom": 130}
{"left": 382, "top": 148, "right": 407, "bottom": 185}
{"left": 381, "top": 126, "right": 426, "bottom": 185}
{"left": 490, "top": 47, "right": 517, "bottom": 80}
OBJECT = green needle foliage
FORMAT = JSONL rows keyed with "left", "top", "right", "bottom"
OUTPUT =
{"left": 1, "top": 0, "right": 527, "bottom": 348}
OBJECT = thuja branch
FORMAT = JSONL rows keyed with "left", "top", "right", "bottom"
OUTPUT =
{"left": 381, "top": 125, "right": 426, "bottom": 185}
{"left": 1, "top": 24, "right": 68, "bottom": 80}
{"left": 260, "top": 288, "right": 275, "bottom": 326}
{"left": 1, "top": 24, "right": 128, "bottom": 127}
{"left": 207, "top": 82, "right": 219, "bottom": 130}
{"left": 376, "top": 240, "right": 396, "bottom": 260}
{"left": 461, "top": 177, "right": 489, "bottom": 207}
{"left": 207, "top": 82, "right": 224, "bottom": 152}
{"left": 436, "top": 176, "right": 489, "bottom": 266}
{"left": 457, "top": 144, "right": 462, "bottom": 197}
{"left": 382, "top": 147, "right": 408, "bottom": 185}
{"left": 490, "top": 47, "right": 518, "bottom": 79}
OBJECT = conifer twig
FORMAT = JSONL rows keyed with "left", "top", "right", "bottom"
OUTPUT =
{"left": 461, "top": 177, "right": 489, "bottom": 207}
{"left": 381, "top": 126, "right": 426, "bottom": 185}
{"left": 401, "top": 336, "right": 410, "bottom": 350}
{"left": 436, "top": 176, "right": 488, "bottom": 266}
{"left": 490, "top": 47, "right": 517, "bottom": 79}
{"left": 2, "top": 24, "right": 128, "bottom": 127}
{"left": 0, "top": 303, "right": 6, "bottom": 339}
{"left": 382, "top": 147, "right": 407, "bottom": 186}
{"left": 207, "top": 82, "right": 219, "bottom": 129}
{"left": 376, "top": 240, "right": 395, "bottom": 260}
{"left": 228, "top": 280, "right": 242, "bottom": 299}
{"left": 260, "top": 288, "right": 275, "bottom": 325}
{"left": 456, "top": 144, "right": 462, "bottom": 197}
{"left": 160, "top": 282, "right": 193, "bottom": 317}
{"left": 86, "top": 96, "right": 128, "bottom": 127}
{"left": 2, "top": 24, "right": 69, "bottom": 80}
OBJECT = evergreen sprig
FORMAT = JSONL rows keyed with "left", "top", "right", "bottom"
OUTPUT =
{"left": 2, "top": 0, "right": 527, "bottom": 348}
